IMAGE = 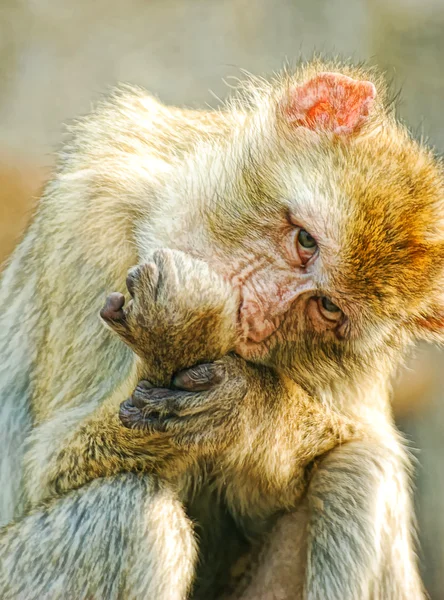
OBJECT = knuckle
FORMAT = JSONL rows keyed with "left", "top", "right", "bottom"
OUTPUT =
{"left": 132, "top": 387, "right": 148, "bottom": 408}
{"left": 138, "top": 379, "right": 154, "bottom": 390}
{"left": 132, "top": 386, "right": 172, "bottom": 409}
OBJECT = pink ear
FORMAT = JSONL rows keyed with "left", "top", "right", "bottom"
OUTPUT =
{"left": 283, "top": 72, "right": 376, "bottom": 135}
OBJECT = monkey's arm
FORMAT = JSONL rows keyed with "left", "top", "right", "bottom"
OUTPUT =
{"left": 46, "top": 354, "right": 359, "bottom": 524}
{"left": 0, "top": 474, "right": 198, "bottom": 600}
{"left": 35, "top": 350, "right": 355, "bottom": 505}
{"left": 38, "top": 356, "right": 249, "bottom": 498}
{"left": 231, "top": 434, "right": 425, "bottom": 600}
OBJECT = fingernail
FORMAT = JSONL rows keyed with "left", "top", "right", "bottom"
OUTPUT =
{"left": 172, "top": 363, "right": 225, "bottom": 391}
{"left": 137, "top": 380, "right": 154, "bottom": 390}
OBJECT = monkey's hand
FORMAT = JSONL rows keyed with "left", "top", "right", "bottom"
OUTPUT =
{"left": 100, "top": 249, "right": 239, "bottom": 387}
{"left": 119, "top": 354, "right": 249, "bottom": 454}
{"left": 44, "top": 355, "right": 250, "bottom": 498}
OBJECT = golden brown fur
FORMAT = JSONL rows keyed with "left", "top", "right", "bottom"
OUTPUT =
{"left": 1, "top": 58, "right": 443, "bottom": 598}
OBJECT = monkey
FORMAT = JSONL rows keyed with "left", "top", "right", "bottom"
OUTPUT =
{"left": 1, "top": 58, "right": 443, "bottom": 599}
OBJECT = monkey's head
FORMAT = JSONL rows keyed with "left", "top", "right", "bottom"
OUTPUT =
{"left": 201, "top": 63, "right": 444, "bottom": 390}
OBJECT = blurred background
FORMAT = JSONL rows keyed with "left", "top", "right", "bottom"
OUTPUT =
{"left": 0, "top": 0, "right": 443, "bottom": 596}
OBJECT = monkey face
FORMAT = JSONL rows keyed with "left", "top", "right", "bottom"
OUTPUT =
{"left": 200, "top": 69, "right": 444, "bottom": 384}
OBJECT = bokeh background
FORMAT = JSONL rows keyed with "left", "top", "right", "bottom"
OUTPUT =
{"left": 0, "top": 0, "right": 443, "bottom": 596}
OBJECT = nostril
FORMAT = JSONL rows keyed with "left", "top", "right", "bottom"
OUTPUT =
{"left": 239, "top": 298, "right": 279, "bottom": 343}
{"left": 238, "top": 281, "right": 298, "bottom": 344}
{"left": 245, "top": 318, "right": 278, "bottom": 343}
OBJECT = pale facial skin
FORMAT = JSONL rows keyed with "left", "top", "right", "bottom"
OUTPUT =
{"left": 227, "top": 221, "right": 343, "bottom": 355}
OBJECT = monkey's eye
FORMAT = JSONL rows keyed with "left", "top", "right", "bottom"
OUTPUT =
{"left": 298, "top": 229, "right": 316, "bottom": 248}
{"left": 296, "top": 229, "right": 318, "bottom": 263}
{"left": 318, "top": 296, "right": 342, "bottom": 322}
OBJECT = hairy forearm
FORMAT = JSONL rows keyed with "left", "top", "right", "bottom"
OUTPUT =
{"left": 23, "top": 359, "right": 140, "bottom": 506}
{"left": 0, "top": 474, "right": 197, "bottom": 600}
{"left": 27, "top": 395, "right": 194, "bottom": 502}
{"left": 305, "top": 437, "right": 423, "bottom": 600}
{"left": 230, "top": 435, "right": 423, "bottom": 600}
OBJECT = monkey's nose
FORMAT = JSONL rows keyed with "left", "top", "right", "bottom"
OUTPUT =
{"left": 239, "top": 290, "right": 279, "bottom": 343}
{"left": 238, "top": 277, "right": 300, "bottom": 344}
{"left": 244, "top": 314, "right": 278, "bottom": 343}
